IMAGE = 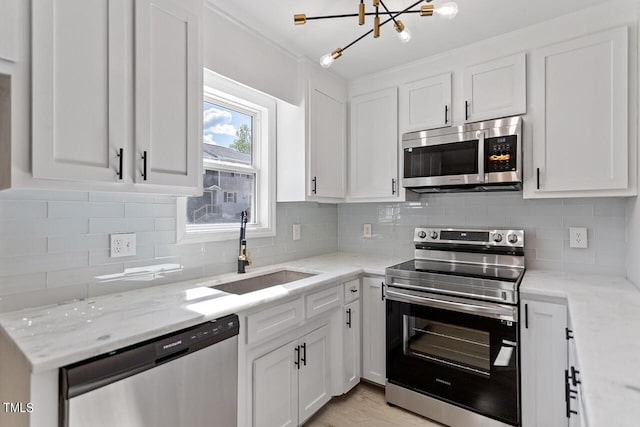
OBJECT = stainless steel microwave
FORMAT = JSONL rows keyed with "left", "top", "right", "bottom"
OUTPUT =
{"left": 402, "top": 116, "right": 522, "bottom": 193}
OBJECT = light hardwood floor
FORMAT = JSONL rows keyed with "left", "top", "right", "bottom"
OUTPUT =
{"left": 304, "top": 382, "right": 443, "bottom": 427}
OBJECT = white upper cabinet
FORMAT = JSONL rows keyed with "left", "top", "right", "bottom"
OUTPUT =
{"left": 0, "top": 0, "right": 19, "bottom": 62}
{"left": 400, "top": 72, "right": 451, "bottom": 132}
{"left": 30, "top": 0, "right": 202, "bottom": 194}
{"left": 32, "top": 0, "right": 127, "bottom": 183}
{"left": 308, "top": 82, "right": 347, "bottom": 199}
{"left": 349, "top": 87, "right": 399, "bottom": 200}
{"left": 463, "top": 52, "right": 526, "bottom": 123}
{"left": 529, "top": 26, "right": 629, "bottom": 196}
{"left": 134, "top": 0, "right": 202, "bottom": 188}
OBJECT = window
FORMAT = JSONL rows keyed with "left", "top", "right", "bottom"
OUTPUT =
{"left": 177, "top": 70, "right": 276, "bottom": 243}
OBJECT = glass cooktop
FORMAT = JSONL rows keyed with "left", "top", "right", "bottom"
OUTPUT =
{"left": 387, "top": 259, "right": 525, "bottom": 283}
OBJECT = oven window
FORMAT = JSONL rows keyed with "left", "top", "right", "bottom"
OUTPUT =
{"left": 404, "top": 315, "right": 490, "bottom": 375}
{"left": 404, "top": 140, "right": 478, "bottom": 178}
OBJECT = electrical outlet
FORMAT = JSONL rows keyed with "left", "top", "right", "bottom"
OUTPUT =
{"left": 569, "top": 227, "right": 588, "bottom": 249}
{"left": 293, "top": 224, "right": 301, "bottom": 241}
{"left": 110, "top": 233, "right": 137, "bottom": 258}
{"left": 363, "top": 223, "right": 372, "bottom": 238}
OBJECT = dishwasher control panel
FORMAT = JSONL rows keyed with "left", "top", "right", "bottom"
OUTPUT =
{"left": 155, "top": 314, "right": 239, "bottom": 359}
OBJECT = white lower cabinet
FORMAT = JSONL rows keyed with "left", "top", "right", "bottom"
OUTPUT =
{"left": 253, "top": 324, "right": 331, "bottom": 427}
{"left": 362, "top": 277, "right": 386, "bottom": 385}
{"left": 521, "top": 298, "right": 568, "bottom": 427}
{"left": 343, "top": 300, "right": 361, "bottom": 393}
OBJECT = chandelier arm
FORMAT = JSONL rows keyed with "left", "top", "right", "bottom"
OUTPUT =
{"left": 343, "top": 0, "right": 423, "bottom": 51}
{"left": 305, "top": 10, "right": 423, "bottom": 21}
{"left": 379, "top": 0, "right": 400, "bottom": 26}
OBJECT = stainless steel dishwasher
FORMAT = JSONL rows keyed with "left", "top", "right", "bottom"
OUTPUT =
{"left": 59, "top": 314, "right": 239, "bottom": 427}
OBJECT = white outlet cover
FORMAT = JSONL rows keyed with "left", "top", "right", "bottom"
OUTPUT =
{"left": 363, "top": 223, "right": 372, "bottom": 238}
{"left": 110, "top": 233, "right": 137, "bottom": 258}
{"left": 569, "top": 227, "right": 588, "bottom": 249}
{"left": 292, "top": 224, "right": 301, "bottom": 241}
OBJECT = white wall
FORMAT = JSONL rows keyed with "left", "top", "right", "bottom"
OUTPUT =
{"left": 202, "top": 4, "right": 301, "bottom": 105}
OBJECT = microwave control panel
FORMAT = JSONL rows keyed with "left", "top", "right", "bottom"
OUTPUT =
{"left": 485, "top": 135, "right": 517, "bottom": 172}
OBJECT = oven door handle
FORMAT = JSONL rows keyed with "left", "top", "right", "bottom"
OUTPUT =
{"left": 385, "top": 288, "right": 516, "bottom": 321}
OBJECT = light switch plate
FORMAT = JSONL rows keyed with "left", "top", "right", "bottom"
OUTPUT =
{"left": 569, "top": 227, "right": 588, "bottom": 249}
{"left": 363, "top": 223, "right": 372, "bottom": 238}
{"left": 110, "top": 233, "right": 137, "bottom": 258}
{"left": 292, "top": 224, "right": 301, "bottom": 241}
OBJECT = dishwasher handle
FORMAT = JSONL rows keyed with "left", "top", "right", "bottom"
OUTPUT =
{"left": 61, "top": 314, "right": 239, "bottom": 400}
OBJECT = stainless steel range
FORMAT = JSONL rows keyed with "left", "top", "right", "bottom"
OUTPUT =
{"left": 385, "top": 227, "right": 525, "bottom": 427}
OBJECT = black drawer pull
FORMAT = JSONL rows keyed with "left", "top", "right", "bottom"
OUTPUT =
{"left": 346, "top": 308, "right": 352, "bottom": 328}
{"left": 465, "top": 100, "right": 469, "bottom": 121}
{"left": 444, "top": 105, "right": 448, "bottom": 124}
{"left": 294, "top": 346, "right": 300, "bottom": 369}
{"left": 300, "top": 343, "right": 307, "bottom": 366}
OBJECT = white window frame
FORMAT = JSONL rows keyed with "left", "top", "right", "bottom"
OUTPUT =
{"left": 177, "top": 70, "right": 276, "bottom": 243}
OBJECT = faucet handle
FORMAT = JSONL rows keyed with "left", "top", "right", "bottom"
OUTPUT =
{"left": 247, "top": 252, "right": 252, "bottom": 266}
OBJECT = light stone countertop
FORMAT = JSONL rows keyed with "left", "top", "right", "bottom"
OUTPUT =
{"left": 0, "top": 252, "right": 401, "bottom": 374}
{"left": 1, "top": 253, "right": 638, "bottom": 426}
{"left": 521, "top": 271, "right": 640, "bottom": 427}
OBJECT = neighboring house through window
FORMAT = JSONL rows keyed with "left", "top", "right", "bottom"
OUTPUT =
{"left": 177, "top": 70, "right": 276, "bottom": 243}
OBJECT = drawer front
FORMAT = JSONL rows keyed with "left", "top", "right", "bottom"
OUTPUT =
{"left": 344, "top": 279, "right": 360, "bottom": 303}
{"left": 247, "top": 298, "right": 304, "bottom": 345}
{"left": 306, "top": 285, "right": 343, "bottom": 319}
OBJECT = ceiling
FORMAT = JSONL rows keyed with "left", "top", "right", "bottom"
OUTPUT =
{"left": 206, "top": 0, "right": 604, "bottom": 80}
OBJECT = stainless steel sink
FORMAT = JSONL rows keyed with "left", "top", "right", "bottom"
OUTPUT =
{"left": 212, "top": 270, "right": 316, "bottom": 295}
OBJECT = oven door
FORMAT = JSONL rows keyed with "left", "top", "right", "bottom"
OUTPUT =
{"left": 386, "top": 287, "right": 519, "bottom": 426}
{"left": 403, "top": 130, "right": 485, "bottom": 188}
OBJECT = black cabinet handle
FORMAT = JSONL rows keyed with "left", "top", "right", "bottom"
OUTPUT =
{"left": 391, "top": 178, "right": 396, "bottom": 195}
{"left": 566, "top": 328, "right": 574, "bottom": 340}
{"left": 465, "top": 100, "right": 469, "bottom": 121}
{"left": 116, "top": 148, "right": 123, "bottom": 180}
{"left": 300, "top": 343, "right": 307, "bottom": 366}
{"left": 570, "top": 366, "right": 581, "bottom": 386}
{"left": 346, "top": 308, "right": 352, "bottom": 328}
{"left": 350, "top": 288, "right": 358, "bottom": 293}
{"left": 444, "top": 105, "right": 448, "bottom": 124}
{"left": 381, "top": 282, "right": 385, "bottom": 301}
{"left": 141, "top": 151, "right": 148, "bottom": 181}
{"left": 536, "top": 168, "right": 540, "bottom": 190}
{"left": 565, "top": 369, "right": 579, "bottom": 418}
{"left": 311, "top": 176, "right": 317, "bottom": 194}
{"left": 294, "top": 345, "right": 300, "bottom": 369}
{"left": 524, "top": 303, "right": 528, "bottom": 329}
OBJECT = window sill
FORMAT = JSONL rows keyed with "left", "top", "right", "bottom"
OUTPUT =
{"left": 177, "top": 225, "right": 276, "bottom": 244}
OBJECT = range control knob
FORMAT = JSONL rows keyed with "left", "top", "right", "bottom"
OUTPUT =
{"left": 417, "top": 231, "right": 427, "bottom": 239}
{"left": 428, "top": 230, "right": 439, "bottom": 240}
{"left": 507, "top": 233, "right": 519, "bottom": 244}
{"left": 493, "top": 233, "right": 503, "bottom": 243}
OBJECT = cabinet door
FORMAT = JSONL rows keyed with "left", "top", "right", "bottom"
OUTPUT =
{"left": 463, "top": 52, "right": 526, "bottom": 122}
{"left": 349, "top": 88, "right": 399, "bottom": 200}
{"left": 521, "top": 299, "right": 568, "bottom": 427}
{"left": 308, "top": 83, "right": 347, "bottom": 199}
{"left": 135, "top": 0, "right": 202, "bottom": 188}
{"left": 362, "top": 277, "right": 386, "bottom": 385}
{"left": 400, "top": 73, "right": 451, "bottom": 132}
{"left": 253, "top": 343, "right": 298, "bottom": 427}
{"left": 0, "top": 0, "right": 19, "bottom": 62}
{"left": 532, "top": 27, "right": 628, "bottom": 193}
{"left": 298, "top": 325, "right": 331, "bottom": 424}
{"left": 344, "top": 300, "right": 361, "bottom": 393}
{"left": 32, "top": 0, "right": 127, "bottom": 183}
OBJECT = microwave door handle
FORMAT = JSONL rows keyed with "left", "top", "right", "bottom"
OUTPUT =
{"left": 477, "top": 131, "right": 485, "bottom": 183}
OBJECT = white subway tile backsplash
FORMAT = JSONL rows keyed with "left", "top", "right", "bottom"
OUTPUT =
{"left": 0, "top": 190, "right": 337, "bottom": 313}
{"left": 338, "top": 192, "right": 627, "bottom": 275}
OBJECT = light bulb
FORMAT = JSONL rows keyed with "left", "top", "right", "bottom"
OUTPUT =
{"left": 398, "top": 28, "right": 411, "bottom": 43}
{"left": 320, "top": 53, "right": 335, "bottom": 68}
{"left": 435, "top": 2, "right": 458, "bottom": 20}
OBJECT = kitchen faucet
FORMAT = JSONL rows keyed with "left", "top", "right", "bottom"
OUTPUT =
{"left": 237, "top": 210, "right": 251, "bottom": 273}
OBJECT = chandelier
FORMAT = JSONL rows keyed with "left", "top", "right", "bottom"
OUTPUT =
{"left": 294, "top": 0, "right": 459, "bottom": 68}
